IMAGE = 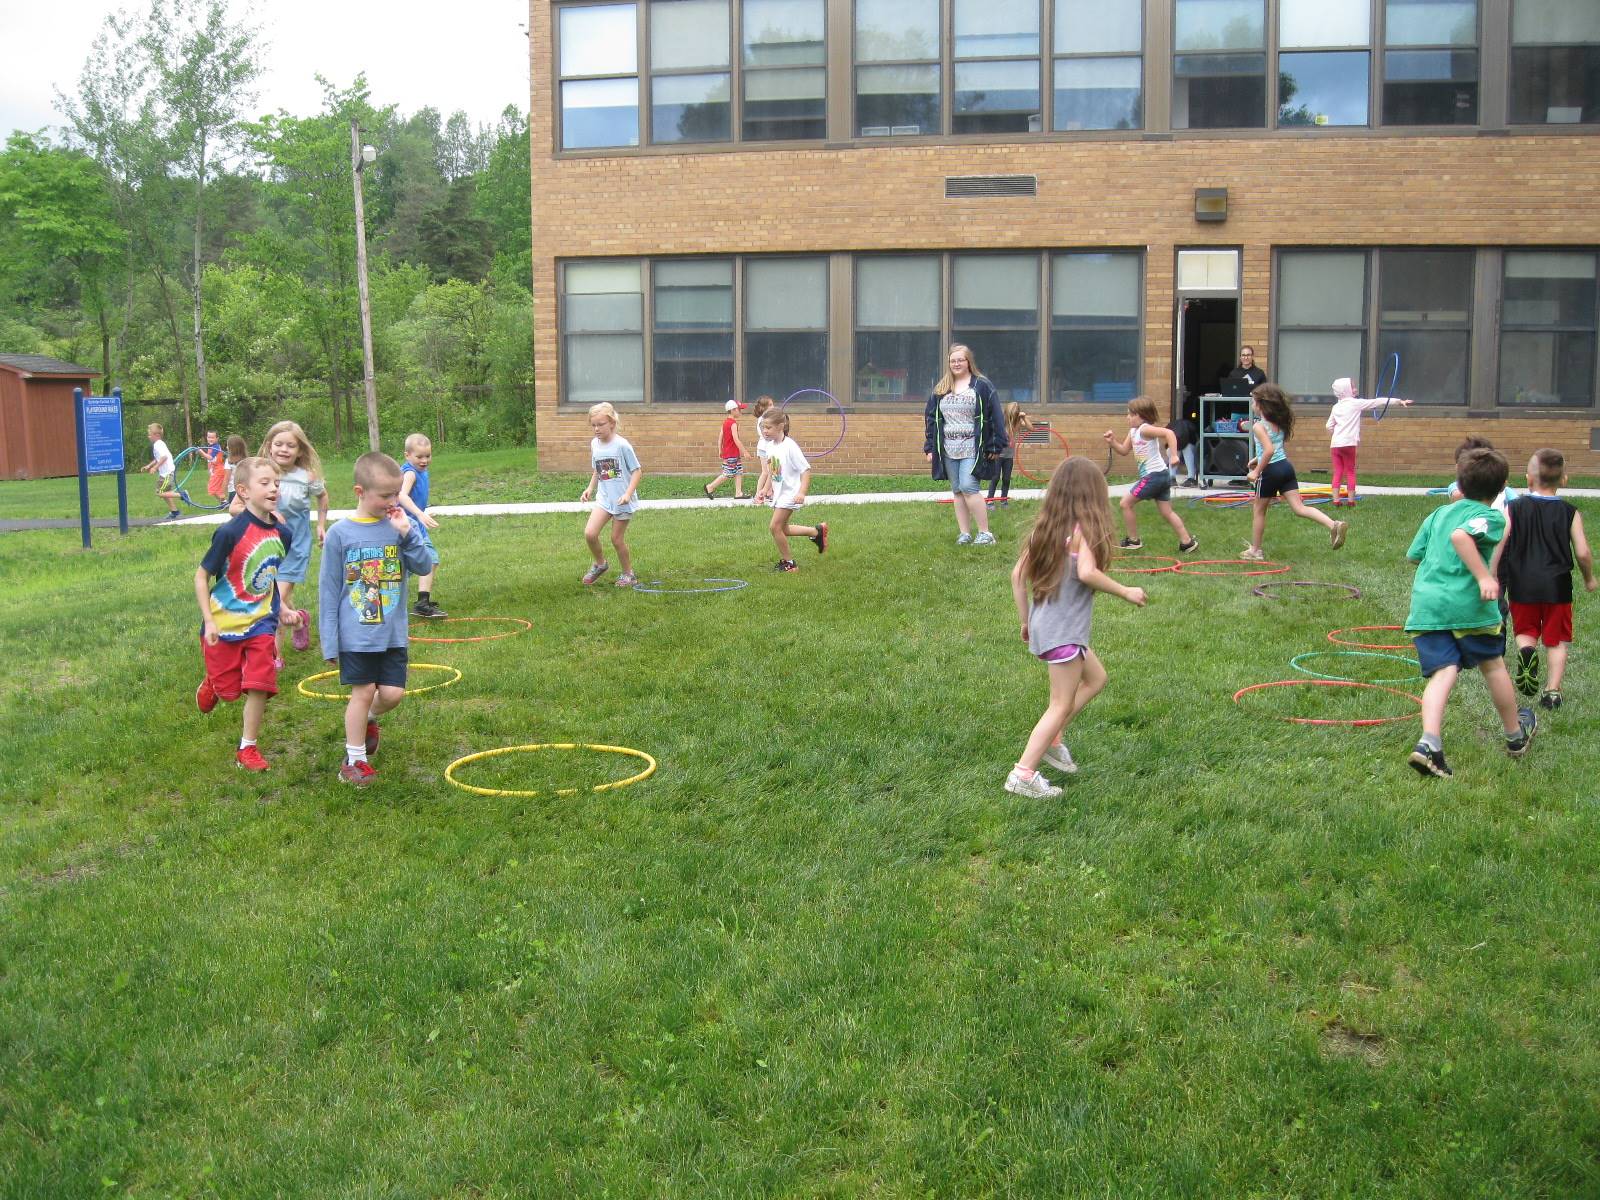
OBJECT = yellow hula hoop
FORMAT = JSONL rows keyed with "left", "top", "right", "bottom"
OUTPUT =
{"left": 297, "top": 662, "right": 463, "bottom": 700}
{"left": 443, "top": 743, "right": 658, "bottom": 798}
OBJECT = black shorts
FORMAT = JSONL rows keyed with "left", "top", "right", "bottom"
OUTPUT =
{"left": 1258, "top": 459, "right": 1299, "bottom": 499}
{"left": 1130, "top": 469, "right": 1173, "bottom": 503}
{"left": 339, "top": 647, "right": 409, "bottom": 688}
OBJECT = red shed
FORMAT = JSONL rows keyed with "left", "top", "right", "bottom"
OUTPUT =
{"left": 0, "top": 355, "right": 102, "bottom": 480}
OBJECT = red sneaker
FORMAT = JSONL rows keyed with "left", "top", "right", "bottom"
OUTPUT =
{"left": 236, "top": 745, "right": 270, "bottom": 771}
{"left": 365, "top": 720, "right": 380, "bottom": 755}
{"left": 338, "top": 760, "right": 377, "bottom": 785}
{"left": 196, "top": 677, "right": 218, "bottom": 714}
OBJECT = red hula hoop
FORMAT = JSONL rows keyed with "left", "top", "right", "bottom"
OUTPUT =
{"left": 1016, "top": 429, "right": 1072, "bottom": 483}
{"left": 1109, "top": 554, "right": 1181, "bottom": 573}
{"left": 1328, "top": 625, "right": 1411, "bottom": 651}
{"left": 1172, "top": 559, "right": 1292, "bottom": 577}
{"left": 1232, "top": 679, "right": 1423, "bottom": 726}
{"left": 411, "top": 616, "right": 534, "bottom": 644}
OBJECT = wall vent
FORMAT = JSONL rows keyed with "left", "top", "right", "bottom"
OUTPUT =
{"left": 945, "top": 174, "right": 1037, "bottom": 198}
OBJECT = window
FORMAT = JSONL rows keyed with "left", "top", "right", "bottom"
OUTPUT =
{"left": 1510, "top": 0, "right": 1600, "bottom": 124}
{"left": 855, "top": 0, "right": 941, "bottom": 135}
{"left": 952, "top": 255, "right": 1040, "bottom": 403}
{"left": 743, "top": 0, "right": 827, "bottom": 139}
{"left": 1050, "top": 253, "right": 1141, "bottom": 402}
{"left": 745, "top": 258, "right": 829, "bottom": 400}
{"left": 1174, "top": 0, "right": 1267, "bottom": 129}
{"left": 1377, "top": 249, "right": 1473, "bottom": 405}
{"left": 559, "top": 4, "right": 641, "bottom": 149}
{"left": 650, "top": 0, "right": 732, "bottom": 143}
{"left": 653, "top": 260, "right": 735, "bottom": 402}
{"left": 564, "top": 262, "right": 646, "bottom": 403}
{"left": 953, "top": 0, "right": 1041, "bottom": 134}
{"left": 1278, "top": 0, "right": 1369, "bottom": 127}
{"left": 855, "top": 256, "right": 942, "bottom": 400}
{"left": 1383, "top": 0, "right": 1478, "bottom": 125}
{"left": 1054, "top": 0, "right": 1142, "bottom": 130}
{"left": 1275, "top": 251, "right": 1367, "bottom": 400}
{"left": 1500, "top": 252, "right": 1598, "bottom": 406}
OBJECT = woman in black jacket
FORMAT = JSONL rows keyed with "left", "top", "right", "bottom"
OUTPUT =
{"left": 924, "top": 343, "right": 1008, "bottom": 545}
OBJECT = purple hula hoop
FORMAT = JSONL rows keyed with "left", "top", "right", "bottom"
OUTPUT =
{"left": 1251, "top": 580, "right": 1363, "bottom": 599}
{"left": 780, "top": 388, "right": 847, "bottom": 459}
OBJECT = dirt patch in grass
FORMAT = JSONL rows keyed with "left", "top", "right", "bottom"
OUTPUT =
{"left": 1318, "top": 1019, "right": 1388, "bottom": 1067}
{"left": 34, "top": 861, "right": 102, "bottom": 887}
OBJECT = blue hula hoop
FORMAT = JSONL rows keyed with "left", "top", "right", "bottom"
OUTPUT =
{"left": 632, "top": 577, "right": 749, "bottom": 595}
{"left": 170, "top": 447, "right": 230, "bottom": 510}
{"left": 1290, "top": 650, "right": 1421, "bottom": 685}
{"left": 779, "top": 388, "right": 847, "bottom": 459}
{"left": 1372, "top": 352, "right": 1401, "bottom": 420}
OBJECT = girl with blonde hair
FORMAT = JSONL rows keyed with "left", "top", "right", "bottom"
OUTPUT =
{"left": 259, "top": 420, "right": 327, "bottom": 654}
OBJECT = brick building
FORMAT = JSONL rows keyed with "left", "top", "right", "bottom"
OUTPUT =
{"left": 529, "top": 0, "right": 1600, "bottom": 476}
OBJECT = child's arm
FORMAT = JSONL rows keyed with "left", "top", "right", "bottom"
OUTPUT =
{"left": 1146, "top": 423, "right": 1181, "bottom": 470}
{"left": 1073, "top": 531, "right": 1147, "bottom": 607}
{"left": 1246, "top": 423, "right": 1272, "bottom": 480}
{"left": 397, "top": 472, "right": 438, "bottom": 529}
{"left": 755, "top": 458, "right": 773, "bottom": 501}
{"left": 1360, "top": 397, "right": 1410, "bottom": 415}
{"left": 1573, "top": 511, "right": 1596, "bottom": 591}
{"left": 1101, "top": 430, "right": 1132, "bottom": 456}
{"left": 317, "top": 529, "right": 342, "bottom": 660}
{"left": 395, "top": 523, "right": 436, "bottom": 577}
{"left": 619, "top": 466, "right": 642, "bottom": 507}
{"left": 731, "top": 425, "right": 745, "bottom": 456}
{"left": 791, "top": 468, "right": 810, "bottom": 505}
{"left": 315, "top": 486, "right": 330, "bottom": 542}
{"left": 1011, "top": 552, "right": 1032, "bottom": 640}
{"left": 194, "top": 567, "right": 219, "bottom": 644}
{"left": 1451, "top": 528, "right": 1500, "bottom": 601}
{"left": 579, "top": 469, "right": 598, "bottom": 503}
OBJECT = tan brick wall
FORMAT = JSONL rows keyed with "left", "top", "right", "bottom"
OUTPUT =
{"left": 528, "top": 2, "right": 1600, "bottom": 476}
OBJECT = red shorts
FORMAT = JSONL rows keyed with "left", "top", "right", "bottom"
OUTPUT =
{"left": 1509, "top": 601, "right": 1573, "bottom": 647}
{"left": 202, "top": 633, "right": 280, "bottom": 699}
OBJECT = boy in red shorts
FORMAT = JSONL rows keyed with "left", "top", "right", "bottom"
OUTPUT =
{"left": 1499, "top": 448, "right": 1596, "bottom": 710}
{"left": 192, "top": 456, "right": 303, "bottom": 770}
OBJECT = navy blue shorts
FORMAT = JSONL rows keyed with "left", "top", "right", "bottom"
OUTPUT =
{"left": 1412, "top": 629, "right": 1505, "bottom": 678}
{"left": 1257, "top": 459, "right": 1299, "bottom": 499}
{"left": 339, "top": 646, "right": 409, "bottom": 688}
{"left": 1130, "top": 469, "right": 1173, "bottom": 503}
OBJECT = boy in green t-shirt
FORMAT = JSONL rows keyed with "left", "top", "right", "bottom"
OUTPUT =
{"left": 1405, "top": 447, "right": 1536, "bottom": 778}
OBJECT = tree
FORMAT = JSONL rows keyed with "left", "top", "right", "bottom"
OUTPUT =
{"left": 474, "top": 107, "right": 532, "bottom": 285}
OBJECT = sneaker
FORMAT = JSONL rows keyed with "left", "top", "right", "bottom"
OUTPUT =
{"left": 365, "top": 721, "right": 380, "bottom": 756}
{"left": 338, "top": 760, "right": 377, "bottom": 785}
{"left": 1118, "top": 537, "right": 1144, "bottom": 550}
{"left": 973, "top": 531, "right": 996, "bottom": 546}
{"left": 1505, "top": 707, "right": 1537, "bottom": 758}
{"left": 164, "top": 511, "right": 183, "bottom": 522}
{"left": 1514, "top": 646, "right": 1539, "bottom": 696}
{"left": 615, "top": 571, "right": 638, "bottom": 587}
{"left": 412, "top": 599, "right": 449, "bottom": 619}
{"left": 1240, "top": 546, "right": 1266, "bottom": 561}
{"left": 1539, "top": 689, "right": 1562, "bottom": 711}
{"left": 1004, "top": 767, "right": 1062, "bottom": 798}
{"left": 1041, "top": 744, "right": 1078, "bottom": 774}
{"left": 1180, "top": 478, "right": 1199, "bottom": 488}
{"left": 196, "top": 677, "right": 218, "bottom": 714}
{"left": 775, "top": 559, "right": 798, "bottom": 572}
{"left": 998, "top": 499, "right": 1009, "bottom": 508}
{"left": 581, "top": 561, "right": 609, "bottom": 586}
{"left": 813, "top": 522, "right": 829, "bottom": 554}
{"left": 1408, "top": 742, "right": 1453, "bottom": 779}
{"left": 1178, "top": 536, "right": 1200, "bottom": 555}
{"left": 956, "top": 532, "right": 973, "bottom": 546}
{"left": 1331, "top": 520, "right": 1349, "bottom": 550}
{"left": 236, "top": 745, "right": 270, "bottom": 772}
{"left": 292, "top": 609, "right": 311, "bottom": 651}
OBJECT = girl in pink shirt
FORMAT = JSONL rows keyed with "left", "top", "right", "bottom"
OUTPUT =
{"left": 1325, "top": 377, "right": 1411, "bottom": 507}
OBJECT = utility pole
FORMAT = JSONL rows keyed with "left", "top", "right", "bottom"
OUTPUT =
{"left": 351, "top": 119, "right": 380, "bottom": 451}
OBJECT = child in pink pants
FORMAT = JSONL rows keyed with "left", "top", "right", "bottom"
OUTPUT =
{"left": 1326, "top": 377, "right": 1410, "bottom": 507}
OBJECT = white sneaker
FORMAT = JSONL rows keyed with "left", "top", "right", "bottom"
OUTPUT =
{"left": 973, "top": 531, "right": 996, "bottom": 546}
{"left": 956, "top": 532, "right": 974, "bottom": 546}
{"left": 1004, "top": 767, "right": 1062, "bottom": 798}
{"left": 1041, "top": 745, "right": 1077, "bottom": 773}
{"left": 1239, "top": 546, "right": 1266, "bottom": 561}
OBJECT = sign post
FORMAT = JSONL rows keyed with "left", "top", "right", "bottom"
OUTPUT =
{"left": 74, "top": 387, "right": 129, "bottom": 548}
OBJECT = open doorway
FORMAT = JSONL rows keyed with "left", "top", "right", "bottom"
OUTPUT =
{"left": 1177, "top": 297, "right": 1239, "bottom": 427}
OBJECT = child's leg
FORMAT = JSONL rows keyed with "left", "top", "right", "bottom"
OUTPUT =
{"left": 1285, "top": 489, "right": 1338, "bottom": 530}
{"left": 1343, "top": 447, "right": 1359, "bottom": 502}
{"left": 1119, "top": 491, "right": 1140, "bottom": 540}
{"left": 584, "top": 508, "right": 612, "bottom": 564}
{"left": 1419, "top": 665, "right": 1459, "bottom": 742}
{"left": 1477, "top": 657, "right": 1524, "bottom": 734}
{"left": 705, "top": 472, "right": 725, "bottom": 495}
{"left": 416, "top": 568, "right": 435, "bottom": 595}
{"left": 1019, "top": 658, "right": 1085, "bottom": 772}
{"left": 999, "top": 457, "right": 1013, "bottom": 500}
{"left": 1249, "top": 496, "right": 1269, "bottom": 551}
{"left": 240, "top": 690, "right": 267, "bottom": 744}
{"left": 732, "top": 466, "right": 744, "bottom": 499}
{"left": 1329, "top": 449, "right": 1345, "bottom": 500}
{"left": 1156, "top": 499, "right": 1193, "bottom": 545}
{"left": 344, "top": 683, "right": 378, "bottom": 753}
{"left": 782, "top": 511, "right": 817, "bottom": 541}
{"left": 770, "top": 507, "right": 793, "bottom": 559}
{"left": 370, "top": 684, "right": 404, "bottom": 720}
{"left": 610, "top": 517, "right": 632, "bottom": 574}
{"left": 1546, "top": 642, "right": 1570, "bottom": 690}
{"left": 1064, "top": 647, "right": 1108, "bottom": 727}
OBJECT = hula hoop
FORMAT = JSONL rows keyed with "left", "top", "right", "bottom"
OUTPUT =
{"left": 410, "top": 616, "right": 533, "bottom": 644}
{"left": 1172, "top": 558, "right": 1291, "bottom": 577}
{"left": 170, "top": 447, "right": 229, "bottom": 511}
{"left": 1328, "top": 625, "right": 1411, "bottom": 651}
{"left": 297, "top": 662, "right": 462, "bottom": 700}
{"left": 1426, "top": 485, "right": 1454, "bottom": 496}
{"left": 1290, "top": 651, "right": 1420, "bottom": 685}
{"left": 1108, "top": 554, "right": 1180, "bottom": 573}
{"left": 780, "top": 388, "right": 846, "bottom": 459}
{"left": 1372, "top": 352, "right": 1401, "bottom": 421}
{"left": 1232, "top": 679, "right": 1422, "bottom": 726}
{"left": 1251, "top": 580, "right": 1363, "bottom": 599}
{"left": 1016, "top": 429, "right": 1072, "bottom": 483}
{"left": 632, "top": 577, "right": 749, "bottom": 594}
{"left": 443, "top": 742, "right": 657, "bottom": 798}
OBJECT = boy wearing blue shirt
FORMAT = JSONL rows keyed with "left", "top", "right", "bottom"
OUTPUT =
{"left": 1405, "top": 447, "right": 1536, "bottom": 778}
{"left": 319, "top": 452, "right": 437, "bottom": 785}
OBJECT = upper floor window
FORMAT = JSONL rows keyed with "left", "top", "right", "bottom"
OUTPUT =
{"left": 856, "top": 0, "right": 942, "bottom": 134}
{"left": 1383, "top": 0, "right": 1478, "bottom": 125}
{"left": 650, "top": 0, "right": 732, "bottom": 143}
{"left": 1510, "top": 0, "right": 1600, "bottom": 124}
{"left": 1055, "top": 0, "right": 1144, "bottom": 130}
{"left": 1278, "top": 0, "right": 1370, "bottom": 127}
{"left": 743, "top": 0, "right": 828, "bottom": 139}
{"left": 559, "top": 4, "right": 641, "bottom": 149}
{"left": 953, "top": 0, "right": 1042, "bottom": 134}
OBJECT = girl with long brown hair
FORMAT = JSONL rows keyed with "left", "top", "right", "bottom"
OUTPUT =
{"left": 1006, "top": 457, "right": 1148, "bottom": 797}
{"left": 1243, "top": 383, "right": 1347, "bottom": 559}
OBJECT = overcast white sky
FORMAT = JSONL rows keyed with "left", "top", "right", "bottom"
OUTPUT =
{"left": 1, "top": 0, "right": 531, "bottom": 143}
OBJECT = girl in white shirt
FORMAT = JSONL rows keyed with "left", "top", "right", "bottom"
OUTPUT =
{"left": 760, "top": 411, "right": 828, "bottom": 572}
{"left": 1325, "top": 376, "right": 1410, "bottom": 507}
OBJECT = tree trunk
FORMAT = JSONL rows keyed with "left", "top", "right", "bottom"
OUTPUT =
{"left": 98, "top": 304, "right": 111, "bottom": 385}
{"left": 191, "top": 138, "right": 209, "bottom": 427}
{"left": 154, "top": 269, "right": 190, "bottom": 443}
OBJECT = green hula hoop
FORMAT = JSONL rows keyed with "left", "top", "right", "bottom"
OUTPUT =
{"left": 1289, "top": 650, "right": 1420, "bottom": 685}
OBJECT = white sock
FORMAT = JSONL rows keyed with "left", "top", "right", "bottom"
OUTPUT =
{"left": 239, "top": 738, "right": 256, "bottom": 750}
{"left": 346, "top": 745, "right": 367, "bottom": 764}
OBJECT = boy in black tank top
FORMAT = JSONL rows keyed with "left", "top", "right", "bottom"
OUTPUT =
{"left": 1497, "top": 449, "right": 1596, "bottom": 709}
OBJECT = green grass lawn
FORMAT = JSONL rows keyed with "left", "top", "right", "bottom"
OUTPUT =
{"left": 3, "top": 489, "right": 1599, "bottom": 1197}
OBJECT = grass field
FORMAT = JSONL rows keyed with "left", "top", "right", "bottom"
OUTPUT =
{"left": 3, "top": 482, "right": 1599, "bottom": 1197}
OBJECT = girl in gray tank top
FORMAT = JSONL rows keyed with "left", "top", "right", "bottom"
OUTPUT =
{"left": 1006, "top": 458, "right": 1150, "bottom": 799}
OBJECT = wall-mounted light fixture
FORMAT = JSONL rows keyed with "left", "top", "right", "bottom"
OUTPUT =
{"left": 1195, "top": 187, "right": 1228, "bottom": 223}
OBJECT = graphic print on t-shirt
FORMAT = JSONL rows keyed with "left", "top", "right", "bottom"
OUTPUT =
{"left": 344, "top": 544, "right": 402, "bottom": 627}
{"left": 595, "top": 457, "right": 621, "bottom": 482}
{"left": 208, "top": 519, "right": 286, "bottom": 639}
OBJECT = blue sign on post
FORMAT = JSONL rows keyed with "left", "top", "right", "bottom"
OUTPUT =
{"left": 74, "top": 387, "right": 130, "bottom": 548}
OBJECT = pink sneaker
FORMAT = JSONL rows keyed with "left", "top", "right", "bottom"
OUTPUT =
{"left": 615, "top": 571, "right": 638, "bottom": 588}
{"left": 582, "top": 561, "right": 609, "bottom": 586}
{"left": 292, "top": 609, "right": 310, "bottom": 652}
